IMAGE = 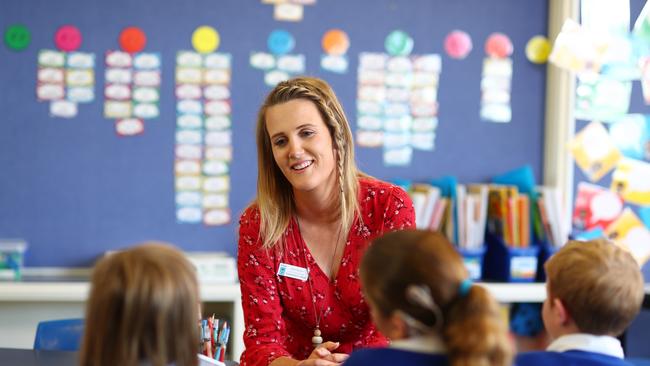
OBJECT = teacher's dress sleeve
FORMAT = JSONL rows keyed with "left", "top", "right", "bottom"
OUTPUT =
{"left": 237, "top": 207, "right": 291, "bottom": 366}
{"left": 381, "top": 184, "right": 416, "bottom": 232}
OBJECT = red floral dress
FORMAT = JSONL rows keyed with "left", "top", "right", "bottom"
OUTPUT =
{"left": 237, "top": 178, "right": 415, "bottom": 366}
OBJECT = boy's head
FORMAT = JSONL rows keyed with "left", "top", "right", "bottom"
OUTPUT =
{"left": 543, "top": 239, "right": 644, "bottom": 339}
{"left": 80, "top": 242, "right": 199, "bottom": 366}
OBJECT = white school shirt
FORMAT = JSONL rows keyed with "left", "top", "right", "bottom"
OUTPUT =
{"left": 389, "top": 334, "right": 447, "bottom": 354}
{"left": 546, "top": 333, "right": 625, "bottom": 359}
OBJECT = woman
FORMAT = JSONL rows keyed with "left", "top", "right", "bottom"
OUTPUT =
{"left": 238, "top": 77, "right": 415, "bottom": 366}
{"left": 80, "top": 242, "right": 200, "bottom": 366}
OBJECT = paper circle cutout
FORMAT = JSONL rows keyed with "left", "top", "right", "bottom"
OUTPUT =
{"left": 4, "top": 24, "right": 31, "bottom": 51}
{"left": 322, "top": 29, "right": 349, "bottom": 56}
{"left": 444, "top": 30, "right": 472, "bottom": 59}
{"left": 385, "top": 30, "right": 413, "bottom": 56}
{"left": 525, "top": 35, "right": 550, "bottom": 64}
{"left": 54, "top": 25, "right": 81, "bottom": 52}
{"left": 268, "top": 29, "right": 295, "bottom": 55}
{"left": 192, "top": 26, "right": 220, "bottom": 54}
{"left": 119, "top": 27, "right": 146, "bottom": 53}
{"left": 485, "top": 32, "right": 513, "bottom": 58}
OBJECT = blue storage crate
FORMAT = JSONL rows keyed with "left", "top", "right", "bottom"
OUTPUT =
{"left": 535, "top": 241, "right": 559, "bottom": 282}
{"left": 457, "top": 246, "right": 485, "bottom": 281}
{"left": 483, "top": 233, "right": 540, "bottom": 282}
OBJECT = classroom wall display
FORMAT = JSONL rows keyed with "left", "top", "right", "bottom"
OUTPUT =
{"left": 175, "top": 26, "right": 233, "bottom": 226}
{"left": 250, "top": 29, "right": 305, "bottom": 87}
{"left": 480, "top": 33, "right": 513, "bottom": 123}
{"left": 104, "top": 27, "right": 162, "bottom": 136}
{"left": 562, "top": 0, "right": 650, "bottom": 273}
{"left": 4, "top": 24, "right": 31, "bottom": 51}
{"left": 320, "top": 29, "right": 349, "bottom": 74}
{"left": 356, "top": 30, "right": 441, "bottom": 166}
{"left": 36, "top": 25, "right": 95, "bottom": 119}
{"left": 262, "top": 0, "right": 317, "bottom": 22}
{"left": 0, "top": 0, "right": 548, "bottom": 267}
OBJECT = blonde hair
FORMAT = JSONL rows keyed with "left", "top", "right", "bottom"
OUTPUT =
{"left": 361, "top": 230, "right": 513, "bottom": 366}
{"left": 80, "top": 242, "right": 199, "bottom": 366}
{"left": 254, "top": 76, "right": 364, "bottom": 249}
{"left": 545, "top": 239, "right": 644, "bottom": 336}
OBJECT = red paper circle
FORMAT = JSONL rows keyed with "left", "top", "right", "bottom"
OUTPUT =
{"left": 485, "top": 33, "right": 513, "bottom": 58}
{"left": 119, "top": 27, "right": 146, "bottom": 53}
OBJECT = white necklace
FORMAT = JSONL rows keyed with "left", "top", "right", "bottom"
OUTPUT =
{"left": 296, "top": 216, "right": 343, "bottom": 348}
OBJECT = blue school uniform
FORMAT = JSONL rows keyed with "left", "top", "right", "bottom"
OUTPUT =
{"left": 516, "top": 333, "right": 634, "bottom": 366}
{"left": 344, "top": 335, "right": 449, "bottom": 366}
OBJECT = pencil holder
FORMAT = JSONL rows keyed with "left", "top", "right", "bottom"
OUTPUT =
{"left": 456, "top": 246, "right": 485, "bottom": 281}
{"left": 483, "top": 233, "right": 539, "bottom": 282}
{"left": 535, "top": 241, "right": 559, "bottom": 282}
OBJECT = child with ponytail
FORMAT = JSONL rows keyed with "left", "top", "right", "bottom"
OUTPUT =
{"left": 344, "top": 229, "right": 513, "bottom": 366}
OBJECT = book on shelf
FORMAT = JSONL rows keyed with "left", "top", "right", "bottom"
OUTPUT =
{"left": 406, "top": 181, "right": 488, "bottom": 250}
{"left": 536, "top": 185, "right": 568, "bottom": 248}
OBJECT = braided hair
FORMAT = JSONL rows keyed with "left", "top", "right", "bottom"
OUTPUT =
{"left": 253, "top": 77, "right": 366, "bottom": 249}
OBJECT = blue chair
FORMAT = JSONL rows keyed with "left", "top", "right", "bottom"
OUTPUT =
{"left": 33, "top": 318, "right": 84, "bottom": 351}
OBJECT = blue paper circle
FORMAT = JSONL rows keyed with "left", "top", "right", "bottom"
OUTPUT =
{"left": 268, "top": 29, "right": 295, "bottom": 55}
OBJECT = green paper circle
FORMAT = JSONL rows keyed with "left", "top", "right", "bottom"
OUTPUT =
{"left": 4, "top": 25, "right": 31, "bottom": 51}
{"left": 385, "top": 30, "right": 413, "bottom": 56}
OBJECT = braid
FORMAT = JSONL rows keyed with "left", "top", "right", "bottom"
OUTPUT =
{"left": 256, "top": 76, "right": 362, "bottom": 249}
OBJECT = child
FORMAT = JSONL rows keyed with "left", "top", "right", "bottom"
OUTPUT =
{"left": 344, "top": 229, "right": 513, "bottom": 366}
{"left": 516, "top": 239, "right": 645, "bottom": 366}
{"left": 80, "top": 242, "right": 200, "bottom": 366}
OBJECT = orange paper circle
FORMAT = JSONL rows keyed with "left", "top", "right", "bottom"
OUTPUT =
{"left": 322, "top": 29, "right": 349, "bottom": 56}
{"left": 119, "top": 27, "right": 146, "bottom": 53}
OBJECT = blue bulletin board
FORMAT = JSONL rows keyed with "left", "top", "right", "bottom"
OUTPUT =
{"left": 0, "top": 0, "right": 548, "bottom": 266}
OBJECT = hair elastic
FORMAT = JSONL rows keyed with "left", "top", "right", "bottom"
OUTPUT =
{"left": 402, "top": 285, "right": 444, "bottom": 333}
{"left": 458, "top": 279, "right": 473, "bottom": 297}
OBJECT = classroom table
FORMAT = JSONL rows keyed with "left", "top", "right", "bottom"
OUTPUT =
{"left": 0, "top": 348, "right": 239, "bottom": 366}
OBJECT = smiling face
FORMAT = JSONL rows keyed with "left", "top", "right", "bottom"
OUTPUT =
{"left": 265, "top": 99, "right": 337, "bottom": 196}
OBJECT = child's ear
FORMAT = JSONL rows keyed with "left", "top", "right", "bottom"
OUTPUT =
{"left": 552, "top": 298, "right": 572, "bottom": 326}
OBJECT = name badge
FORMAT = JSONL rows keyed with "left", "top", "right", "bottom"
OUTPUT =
{"left": 277, "top": 263, "right": 309, "bottom": 281}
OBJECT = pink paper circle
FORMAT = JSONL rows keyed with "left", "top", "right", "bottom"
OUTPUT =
{"left": 485, "top": 32, "right": 513, "bottom": 58}
{"left": 54, "top": 25, "right": 81, "bottom": 52}
{"left": 444, "top": 30, "right": 472, "bottom": 59}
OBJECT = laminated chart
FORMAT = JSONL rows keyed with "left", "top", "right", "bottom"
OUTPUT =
{"left": 175, "top": 26, "right": 232, "bottom": 226}
{"left": 480, "top": 33, "right": 513, "bottom": 123}
{"left": 104, "top": 27, "right": 161, "bottom": 136}
{"left": 320, "top": 29, "right": 350, "bottom": 74}
{"left": 356, "top": 30, "right": 441, "bottom": 166}
{"left": 36, "top": 25, "right": 95, "bottom": 118}
{"left": 250, "top": 29, "right": 305, "bottom": 87}
{"left": 261, "top": 0, "right": 316, "bottom": 22}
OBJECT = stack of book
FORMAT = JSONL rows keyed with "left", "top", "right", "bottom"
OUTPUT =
{"left": 408, "top": 182, "right": 488, "bottom": 249}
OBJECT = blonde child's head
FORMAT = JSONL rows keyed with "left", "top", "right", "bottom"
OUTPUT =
{"left": 544, "top": 239, "right": 644, "bottom": 337}
{"left": 360, "top": 229, "right": 513, "bottom": 366}
{"left": 80, "top": 242, "right": 199, "bottom": 366}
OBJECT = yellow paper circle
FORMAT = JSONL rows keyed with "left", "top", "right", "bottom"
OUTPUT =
{"left": 525, "top": 36, "right": 550, "bottom": 64}
{"left": 192, "top": 26, "right": 219, "bottom": 54}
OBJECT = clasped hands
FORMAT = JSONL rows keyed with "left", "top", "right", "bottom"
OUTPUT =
{"left": 297, "top": 341, "right": 349, "bottom": 366}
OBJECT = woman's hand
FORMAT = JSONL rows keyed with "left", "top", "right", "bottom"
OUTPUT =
{"left": 297, "top": 342, "right": 349, "bottom": 366}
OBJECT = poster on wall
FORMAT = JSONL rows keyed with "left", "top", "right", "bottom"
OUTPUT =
{"left": 36, "top": 25, "right": 95, "bottom": 118}
{"left": 175, "top": 26, "right": 233, "bottom": 226}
